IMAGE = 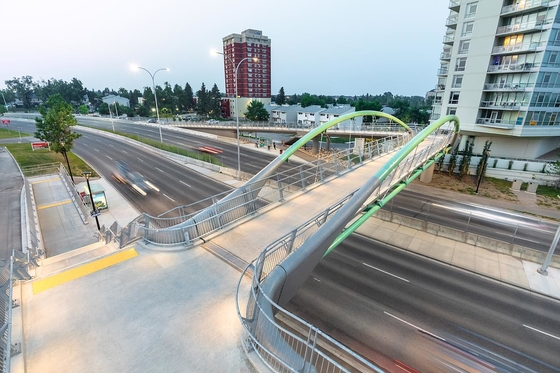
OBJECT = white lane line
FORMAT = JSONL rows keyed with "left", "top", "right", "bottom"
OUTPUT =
{"left": 363, "top": 263, "right": 409, "bottom": 283}
{"left": 94, "top": 148, "right": 100, "bottom": 152}
{"left": 179, "top": 180, "right": 191, "bottom": 187}
{"left": 163, "top": 194, "right": 175, "bottom": 202}
{"left": 106, "top": 155, "right": 113, "bottom": 161}
{"left": 384, "top": 312, "right": 445, "bottom": 341}
{"left": 313, "top": 277, "right": 321, "bottom": 283}
{"left": 155, "top": 167, "right": 164, "bottom": 173}
{"left": 523, "top": 324, "right": 560, "bottom": 341}
{"left": 137, "top": 157, "right": 144, "bottom": 162}
{"left": 122, "top": 150, "right": 128, "bottom": 154}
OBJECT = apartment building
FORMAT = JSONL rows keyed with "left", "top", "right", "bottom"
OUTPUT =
{"left": 221, "top": 29, "right": 271, "bottom": 119}
{"left": 432, "top": 0, "right": 560, "bottom": 158}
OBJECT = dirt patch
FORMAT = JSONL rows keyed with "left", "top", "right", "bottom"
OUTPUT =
{"left": 537, "top": 195, "right": 560, "bottom": 210}
{"left": 411, "top": 172, "right": 519, "bottom": 202}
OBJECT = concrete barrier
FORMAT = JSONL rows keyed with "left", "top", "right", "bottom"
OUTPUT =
{"left": 377, "top": 210, "right": 560, "bottom": 268}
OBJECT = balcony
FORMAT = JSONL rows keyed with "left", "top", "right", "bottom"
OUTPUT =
{"left": 483, "top": 82, "right": 533, "bottom": 91}
{"left": 476, "top": 118, "right": 516, "bottom": 129}
{"left": 496, "top": 19, "right": 550, "bottom": 35}
{"left": 449, "top": 0, "right": 460, "bottom": 11}
{"left": 440, "top": 51, "right": 452, "bottom": 60}
{"left": 480, "top": 101, "right": 527, "bottom": 110}
{"left": 446, "top": 15, "right": 458, "bottom": 29}
{"left": 492, "top": 41, "right": 543, "bottom": 54}
{"left": 435, "top": 84, "right": 446, "bottom": 91}
{"left": 488, "top": 62, "right": 537, "bottom": 73}
{"left": 437, "top": 67, "right": 449, "bottom": 76}
{"left": 501, "top": 0, "right": 551, "bottom": 15}
{"left": 443, "top": 34, "right": 454, "bottom": 44}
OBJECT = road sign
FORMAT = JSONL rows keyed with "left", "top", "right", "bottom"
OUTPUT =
{"left": 1, "top": 119, "right": 10, "bottom": 125}
{"left": 91, "top": 210, "right": 101, "bottom": 218}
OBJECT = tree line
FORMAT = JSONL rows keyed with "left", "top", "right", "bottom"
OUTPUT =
{"left": 2, "top": 76, "right": 432, "bottom": 123}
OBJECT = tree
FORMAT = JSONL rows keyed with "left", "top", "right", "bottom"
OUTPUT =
{"left": 78, "top": 104, "right": 89, "bottom": 115}
{"left": 34, "top": 94, "right": 82, "bottom": 181}
{"left": 209, "top": 84, "right": 222, "bottom": 118}
{"left": 0, "top": 105, "right": 7, "bottom": 115}
{"left": 459, "top": 140, "right": 474, "bottom": 180}
{"left": 196, "top": 83, "right": 211, "bottom": 117}
{"left": 337, "top": 96, "right": 348, "bottom": 105}
{"left": 98, "top": 102, "right": 110, "bottom": 115}
{"left": 184, "top": 83, "right": 195, "bottom": 112}
{"left": 6, "top": 76, "right": 35, "bottom": 110}
{"left": 245, "top": 100, "right": 269, "bottom": 121}
{"left": 276, "top": 87, "right": 286, "bottom": 105}
{"left": 136, "top": 105, "right": 150, "bottom": 117}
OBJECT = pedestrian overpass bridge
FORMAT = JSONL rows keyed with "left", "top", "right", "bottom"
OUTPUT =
{"left": 119, "top": 111, "right": 460, "bottom": 372}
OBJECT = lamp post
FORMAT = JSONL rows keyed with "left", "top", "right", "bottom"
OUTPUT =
{"left": 216, "top": 51, "right": 258, "bottom": 179}
{"left": 108, "top": 102, "right": 115, "bottom": 132}
{"left": 131, "top": 65, "right": 169, "bottom": 143}
{"left": 475, "top": 149, "right": 491, "bottom": 194}
{"left": 1, "top": 93, "right": 7, "bottom": 111}
{"left": 60, "top": 141, "right": 74, "bottom": 183}
{"left": 82, "top": 171, "right": 100, "bottom": 231}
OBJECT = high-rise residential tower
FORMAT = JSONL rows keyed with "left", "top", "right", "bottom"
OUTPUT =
{"left": 221, "top": 29, "right": 271, "bottom": 118}
{"left": 432, "top": 0, "right": 560, "bottom": 158}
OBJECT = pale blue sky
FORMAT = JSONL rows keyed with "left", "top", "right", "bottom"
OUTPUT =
{"left": 1, "top": 0, "right": 449, "bottom": 97}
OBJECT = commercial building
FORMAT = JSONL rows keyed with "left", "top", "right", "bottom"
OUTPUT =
{"left": 221, "top": 29, "right": 271, "bottom": 119}
{"left": 432, "top": 0, "right": 560, "bottom": 158}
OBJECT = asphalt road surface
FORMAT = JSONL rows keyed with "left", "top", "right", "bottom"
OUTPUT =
{"left": 287, "top": 234, "right": 560, "bottom": 372}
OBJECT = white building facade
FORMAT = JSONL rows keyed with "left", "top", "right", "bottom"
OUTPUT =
{"left": 432, "top": 0, "right": 560, "bottom": 158}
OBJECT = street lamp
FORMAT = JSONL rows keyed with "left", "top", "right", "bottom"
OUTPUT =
{"left": 216, "top": 51, "right": 258, "bottom": 179}
{"left": 475, "top": 149, "right": 491, "bottom": 194}
{"left": 82, "top": 171, "right": 100, "bottom": 231}
{"left": 131, "top": 65, "right": 169, "bottom": 143}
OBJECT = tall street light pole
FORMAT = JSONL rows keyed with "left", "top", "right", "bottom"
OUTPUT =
{"left": 216, "top": 52, "right": 257, "bottom": 179}
{"left": 131, "top": 65, "right": 169, "bottom": 143}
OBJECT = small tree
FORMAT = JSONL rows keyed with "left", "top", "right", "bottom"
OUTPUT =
{"left": 276, "top": 87, "right": 286, "bottom": 105}
{"left": 544, "top": 155, "right": 560, "bottom": 188}
{"left": 244, "top": 100, "right": 269, "bottom": 121}
{"left": 78, "top": 104, "right": 89, "bottom": 115}
{"left": 35, "top": 94, "right": 81, "bottom": 182}
{"left": 459, "top": 140, "right": 474, "bottom": 180}
{"left": 475, "top": 140, "right": 493, "bottom": 184}
{"left": 447, "top": 146, "right": 459, "bottom": 176}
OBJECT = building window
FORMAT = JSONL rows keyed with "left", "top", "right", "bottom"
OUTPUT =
{"left": 447, "top": 107, "right": 457, "bottom": 115}
{"left": 458, "top": 40, "right": 470, "bottom": 54}
{"left": 452, "top": 75, "right": 464, "bottom": 88}
{"left": 455, "top": 58, "right": 467, "bottom": 71}
{"left": 465, "top": 2, "right": 478, "bottom": 18}
{"left": 449, "top": 92, "right": 460, "bottom": 104}
{"left": 462, "top": 21, "right": 474, "bottom": 37}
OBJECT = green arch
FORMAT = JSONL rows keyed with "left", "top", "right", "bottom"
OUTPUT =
{"left": 277, "top": 110, "right": 412, "bottom": 161}
{"left": 323, "top": 114, "right": 460, "bottom": 256}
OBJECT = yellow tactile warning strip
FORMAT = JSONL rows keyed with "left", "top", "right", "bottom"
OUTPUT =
{"left": 31, "top": 177, "right": 61, "bottom": 184}
{"left": 38, "top": 199, "right": 72, "bottom": 210}
{"left": 32, "top": 248, "right": 139, "bottom": 294}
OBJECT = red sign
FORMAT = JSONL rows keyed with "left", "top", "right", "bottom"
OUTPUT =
{"left": 31, "top": 142, "right": 49, "bottom": 150}
{"left": 1, "top": 119, "right": 10, "bottom": 124}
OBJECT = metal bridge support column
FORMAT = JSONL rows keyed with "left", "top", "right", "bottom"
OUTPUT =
{"left": 419, "top": 163, "right": 435, "bottom": 183}
{"left": 325, "top": 135, "right": 331, "bottom": 151}
{"left": 312, "top": 136, "right": 320, "bottom": 155}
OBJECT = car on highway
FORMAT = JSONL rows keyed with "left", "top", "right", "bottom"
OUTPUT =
{"left": 147, "top": 118, "right": 157, "bottom": 123}
{"left": 111, "top": 161, "right": 160, "bottom": 196}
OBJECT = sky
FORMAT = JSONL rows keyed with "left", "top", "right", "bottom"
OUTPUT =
{"left": 1, "top": 0, "right": 450, "bottom": 98}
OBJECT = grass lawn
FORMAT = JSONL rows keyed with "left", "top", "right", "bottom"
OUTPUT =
{"left": 4, "top": 143, "right": 97, "bottom": 177}
{"left": 0, "top": 127, "right": 31, "bottom": 139}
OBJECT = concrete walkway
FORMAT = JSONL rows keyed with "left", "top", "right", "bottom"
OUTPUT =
{"left": 16, "top": 138, "right": 560, "bottom": 373}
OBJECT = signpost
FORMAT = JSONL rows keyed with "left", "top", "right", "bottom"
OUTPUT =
{"left": 1, "top": 119, "right": 10, "bottom": 125}
{"left": 31, "top": 142, "right": 50, "bottom": 150}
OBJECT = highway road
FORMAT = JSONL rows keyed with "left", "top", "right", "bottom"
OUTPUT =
{"left": 287, "top": 234, "right": 560, "bottom": 372}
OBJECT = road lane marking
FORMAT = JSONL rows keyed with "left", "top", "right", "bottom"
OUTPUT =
{"left": 106, "top": 155, "right": 113, "bottom": 160}
{"left": 363, "top": 263, "right": 409, "bottom": 283}
{"left": 523, "top": 324, "right": 560, "bottom": 340}
{"left": 163, "top": 194, "right": 175, "bottom": 202}
{"left": 155, "top": 167, "right": 164, "bottom": 173}
{"left": 384, "top": 312, "right": 445, "bottom": 341}
{"left": 121, "top": 150, "right": 128, "bottom": 154}
{"left": 94, "top": 148, "right": 100, "bottom": 152}
{"left": 313, "top": 277, "right": 321, "bottom": 283}
{"left": 179, "top": 180, "right": 191, "bottom": 187}
{"left": 137, "top": 157, "right": 144, "bottom": 162}
{"left": 32, "top": 177, "right": 60, "bottom": 184}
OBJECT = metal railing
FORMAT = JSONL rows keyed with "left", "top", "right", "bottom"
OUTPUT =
{"left": 58, "top": 164, "right": 89, "bottom": 224}
{"left": 118, "top": 133, "right": 414, "bottom": 248}
{"left": 236, "top": 127, "right": 456, "bottom": 372}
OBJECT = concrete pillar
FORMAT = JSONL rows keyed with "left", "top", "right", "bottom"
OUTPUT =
{"left": 325, "top": 136, "right": 331, "bottom": 151}
{"left": 312, "top": 137, "right": 320, "bottom": 154}
{"left": 420, "top": 163, "right": 435, "bottom": 183}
